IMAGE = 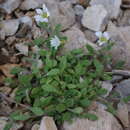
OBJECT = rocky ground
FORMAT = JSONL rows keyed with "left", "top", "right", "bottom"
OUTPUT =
{"left": 0, "top": 0, "right": 130, "bottom": 130}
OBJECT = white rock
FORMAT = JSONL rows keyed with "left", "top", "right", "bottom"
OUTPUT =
{"left": 62, "top": 26, "right": 99, "bottom": 53}
{"left": 39, "top": 116, "right": 57, "bottom": 130}
{"left": 15, "top": 43, "right": 28, "bottom": 56}
{"left": 90, "top": 0, "right": 121, "bottom": 19}
{"left": 102, "top": 81, "right": 113, "bottom": 97}
{"left": 0, "top": 19, "right": 19, "bottom": 37}
{"left": 0, "top": 0, "right": 21, "bottom": 14}
{"left": 62, "top": 109, "right": 123, "bottom": 130}
{"left": 82, "top": 5, "right": 108, "bottom": 31}
{"left": 107, "top": 21, "right": 130, "bottom": 69}
{"left": 74, "top": 5, "right": 85, "bottom": 16}
{"left": 19, "top": 16, "right": 33, "bottom": 27}
{"left": 49, "top": 1, "right": 75, "bottom": 30}
{"left": 20, "top": 0, "right": 44, "bottom": 10}
{"left": 117, "top": 102, "right": 129, "bottom": 128}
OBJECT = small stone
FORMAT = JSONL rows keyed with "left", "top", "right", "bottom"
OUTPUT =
{"left": 31, "top": 124, "right": 40, "bottom": 130}
{"left": 50, "top": 1, "right": 75, "bottom": 30}
{"left": 84, "top": 29, "right": 98, "bottom": 42}
{"left": 111, "top": 75, "right": 123, "bottom": 83}
{"left": 115, "top": 79, "right": 130, "bottom": 98}
{"left": 5, "top": 36, "right": 16, "bottom": 46}
{"left": 74, "top": 4, "right": 84, "bottom": 16}
{"left": 90, "top": 0, "right": 121, "bottom": 19}
{"left": 102, "top": 81, "right": 113, "bottom": 97}
{"left": 82, "top": 5, "right": 108, "bottom": 31}
{"left": 0, "top": 19, "right": 19, "bottom": 37}
{"left": 0, "top": 0, "right": 21, "bottom": 14}
{"left": 20, "top": 0, "right": 44, "bottom": 10}
{"left": 39, "top": 116, "right": 57, "bottom": 130}
{"left": 62, "top": 109, "right": 123, "bottom": 130}
{"left": 117, "top": 102, "right": 129, "bottom": 128}
{"left": 19, "top": 16, "right": 33, "bottom": 27}
{"left": 15, "top": 43, "right": 28, "bottom": 56}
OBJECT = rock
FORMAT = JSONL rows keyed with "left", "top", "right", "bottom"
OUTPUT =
{"left": 31, "top": 124, "right": 40, "bottom": 130}
{"left": 62, "top": 109, "right": 123, "bottom": 130}
{"left": 82, "top": 5, "right": 108, "bottom": 31}
{"left": 11, "top": 122, "right": 23, "bottom": 130}
{"left": 117, "top": 102, "right": 129, "bottom": 128}
{"left": 112, "top": 70, "right": 130, "bottom": 77}
{"left": 74, "top": 4, "right": 84, "bottom": 16}
{"left": 50, "top": 1, "right": 75, "bottom": 30}
{"left": 90, "top": 0, "right": 121, "bottom": 19}
{"left": 117, "top": 10, "right": 130, "bottom": 26}
{"left": 0, "top": 0, "right": 21, "bottom": 14}
{"left": 5, "top": 36, "right": 16, "bottom": 46}
{"left": 115, "top": 79, "right": 130, "bottom": 98}
{"left": 19, "top": 16, "right": 33, "bottom": 27}
{"left": 62, "top": 26, "right": 99, "bottom": 53}
{"left": 0, "top": 117, "right": 8, "bottom": 130}
{"left": 101, "top": 81, "right": 113, "bottom": 97}
{"left": 107, "top": 22, "right": 130, "bottom": 69}
{"left": 65, "top": 0, "right": 78, "bottom": 4}
{"left": 111, "top": 75, "right": 123, "bottom": 83}
{"left": 84, "top": 29, "right": 98, "bottom": 42}
{"left": 0, "top": 19, "right": 19, "bottom": 37}
{"left": 16, "top": 24, "right": 31, "bottom": 38}
{"left": 39, "top": 116, "right": 57, "bottom": 130}
{"left": 20, "top": 0, "right": 44, "bottom": 10}
{"left": 15, "top": 43, "right": 28, "bottom": 56}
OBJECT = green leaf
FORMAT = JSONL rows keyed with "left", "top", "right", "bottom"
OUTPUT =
{"left": 40, "top": 96, "right": 53, "bottom": 107}
{"left": 10, "top": 112, "right": 30, "bottom": 121}
{"left": 56, "top": 104, "right": 66, "bottom": 113}
{"left": 30, "top": 107, "right": 44, "bottom": 116}
{"left": 34, "top": 37, "right": 44, "bottom": 46}
{"left": 42, "top": 84, "right": 59, "bottom": 94}
{"left": 80, "top": 98, "right": 91, "bottom": 107}
{"left": 82, "top": 113, "right": 98, "bottom": 121}
{"left": 69, "top": 107, "right": 83, "bottom": 114}
{"left": 94, "top": 59, "right": 104, "bottom": 73}
{"left": 86, "top": 44, "right": 95, "bottom": 55}
{"left": 59, "top": 56, "right": 67, "bottom": 72}
{"left": 4, "top": 122, "right": 13, "bottom": 130}
{"left": 47, "top": 69, "right": 60, "bottom": 76}
{"left": 62, "top": 112, "right": 73, "bottom": 122}
{"left": 10, "top": 67, "right": 24, "bottom": 75}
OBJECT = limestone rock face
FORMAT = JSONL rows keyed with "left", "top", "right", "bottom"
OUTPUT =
{"left": 82, "top": 5, "right": 108, "bottom": 31}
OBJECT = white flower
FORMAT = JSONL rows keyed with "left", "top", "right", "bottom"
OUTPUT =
{"left": 95, "top": 31, "right": 110, "bottom": 46}
{"left": 50, "top": 35, "right": 61, "bottom": 49}
{"left": 34, "top": 4, "right": 50, "bottom": 23}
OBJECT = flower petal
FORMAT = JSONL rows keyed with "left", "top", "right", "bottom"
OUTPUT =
{"left": 103, "top": 32, "right": 110, "bottom": 40}
{"left": 36, "top": 9, "right": 43, "bottom": 14}
{"left": 95, "top": 31, "right": 102, "bottom": 38}
{"left": 50, "top": 35, "right": 60, "bottom": 49}
{"left": 42, "top": 4, "right": 50, "bottom": 17}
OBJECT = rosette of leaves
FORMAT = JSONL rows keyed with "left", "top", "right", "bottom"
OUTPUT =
{"left": 6, "top": 40, "right": 113, "bottom": 126}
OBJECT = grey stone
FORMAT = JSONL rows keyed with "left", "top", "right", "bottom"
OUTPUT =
{"left": 19, "top": 16, "right": 32, "bottom": 27}
{"left": 111, "top": 75, "right": 123, "bottom": 83}
{"left": 115, "top": 79, "right": 130, "bottom": 97}
{"left": 117, "top": 102, "right": 129, "bottom": 128}
{"left": 0, "top": 19, "right": 19, "bottom": 37}
{"left": 74, "top": 5, "right": 84, "bottom": 16}
{"left": 62, "top": 109, "right": 123, "bottom": 130}
{"left": 82, "top": 5, "right": 108, "bottom": 31}
{"left": 39, "top": 116, "right": 57, "bottom": 130}
{"left": 62, "top": 26, "right": 99, "bottom": 53}
{"left": 15, "top": 43, "right": 28, "bottom": 56}
{"left": 107, "top": 22, "right": 130, "bottom": 69}
{"left": 84, "top": 29, "right": 98, "bottom": 42}
{"left": 90, "top": 0, "right": 121, "bottom": 19}
{"left": 49, "top": 1, "right": 75, "bottom": 30}
{"left": 0, "top": 0, "right": 21, "bottom": 14}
